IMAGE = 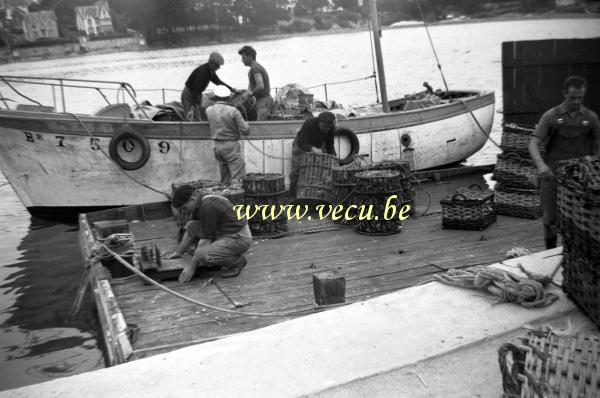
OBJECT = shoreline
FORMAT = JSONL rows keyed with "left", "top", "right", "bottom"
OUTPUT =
{"left": 0, "top": 13, "right": 596, "bottom": 65}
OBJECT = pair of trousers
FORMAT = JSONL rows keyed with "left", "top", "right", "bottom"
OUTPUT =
{"left": 288, "top": 141, "right": 306, "bottom": 198}
{"left": 186, "top": 222, "right": 252, "bottom": 268}
{"left": 255, "top": 95, "right": 273, "bottom": 121}
{"left": 181, "top": 87, "right": 205, "bottom": 121}
{"left": 213, "top": 140, "right": 245, "bottom": 185}
{"left": 540, "top": 176, "right": 558, "bottom": 241}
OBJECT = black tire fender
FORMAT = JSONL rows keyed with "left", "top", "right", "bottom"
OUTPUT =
{"left": 334, "top": 127, "right": 360, "bottom": 165}
{"left": 108, "top": 129, "right": 151, "bottom": 171}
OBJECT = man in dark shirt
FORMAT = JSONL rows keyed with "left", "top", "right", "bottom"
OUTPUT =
{"left": 238, "top": 45, "right": 272, "bottom": 121}
{"left": 166, "top": 185, "right": 252, "bottom": 281}
{"left": 289, "top": 111, "right": 337, "bottom": 198}
{"left": 181, "top": 52, "right": 237, "bottom": 121}
{"left": 529, "top": 75, "right": 600, "bottom": 249}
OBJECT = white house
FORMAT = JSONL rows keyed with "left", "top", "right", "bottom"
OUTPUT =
{"left": 75, "top": 0, "right": 113, "bottom": 36}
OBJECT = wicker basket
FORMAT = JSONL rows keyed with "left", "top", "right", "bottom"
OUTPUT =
{"left": 494, "top": 183, "right": 542, "bottom": 219}
{"left": 492, "top": 152, "right": 538, "bottom": 189}
{"left": 499, "top": 329, "right": 600, "bottom": 398}
{"left": 562, "top": 250, "right": 600, "bottom": 327}
{"left": 501, "top": 123, "right": 545, "bottom": 156}
{"left": 440, "top": 184, "right": 496, "bottom": 230}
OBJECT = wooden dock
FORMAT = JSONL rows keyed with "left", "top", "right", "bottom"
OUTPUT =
{"left": 79, "top": 171, "right": 547, "bottom": 364}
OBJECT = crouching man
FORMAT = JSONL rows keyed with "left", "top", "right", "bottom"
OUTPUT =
{"left": 166, "top": 185, "right": 252, "bottom": 281}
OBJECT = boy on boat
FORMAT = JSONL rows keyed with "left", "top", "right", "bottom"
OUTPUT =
{"left": 528, "top": 75, "right": 600, "bottom": 249}
{"left": 165, "top": 185, "right": 252, "bottom": 281}
{"left": 182, "top": 52, "right": 238, "bottom": 121}
{"left": 289, "top": 111, "right": 337, "bottom": 198}
{"left": 238, "top": 45, "right": 272, "bottom": 121}
{"left": 206, "top": 85, "right": 251, "bottom": 186}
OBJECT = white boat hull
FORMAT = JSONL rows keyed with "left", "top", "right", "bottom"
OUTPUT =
{"left": 0, "top": 91, "right": 494, "bottom": 215}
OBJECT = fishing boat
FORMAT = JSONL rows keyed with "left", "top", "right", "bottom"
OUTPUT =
{"left": 0, "top": 1, "right": 495, "bottom": 219}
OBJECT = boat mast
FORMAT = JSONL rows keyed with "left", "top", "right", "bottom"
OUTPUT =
{"left": 368, "top": 0, "right": 389, "bottom": 112}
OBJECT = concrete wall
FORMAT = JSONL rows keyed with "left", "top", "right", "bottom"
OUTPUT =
{"left": 5, "top": 35, "right": 146, "bottom": 62}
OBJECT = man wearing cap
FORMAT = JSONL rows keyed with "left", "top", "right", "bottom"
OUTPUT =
{"left": 181, "top": 52, "right": 237, "bottom": 121}
{"left": 206, "top": 85, "right": 250, "bottom": 186}
{"left": 238, "top": 45, "right": 272, "bottom": 121}
{"left": 166, "top": 185, "right": 252, "bottom": 281}
{"left": 289, "top": 111, "right": 337, "bottom": 198}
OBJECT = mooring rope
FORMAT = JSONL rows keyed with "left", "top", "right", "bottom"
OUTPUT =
{"left": 97, "top": 243, "right": 351, "bottom": 317}
{"left": 433, "top": 263, "right": 560, "bottom": 308}
{"left": 457, "top": 99, "right": 502, "bottom": 150}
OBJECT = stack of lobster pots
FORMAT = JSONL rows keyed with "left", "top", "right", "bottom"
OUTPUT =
{"left": 354, "top": 170, "right": 405, "bottom": 236}
{"left": 171, "top": 180, "right": 245, "bottom": 228}
{"left": 332, "top": 160, "right": 415, "bottom": 226}
{"left": 556, "top": 157, "right": 600, "bottom": 327}
{"left": 491, "top": 123, "right": 543, "bottom": 219}
{"left": 242, "top": 173, "right": 288, "bottom": 238}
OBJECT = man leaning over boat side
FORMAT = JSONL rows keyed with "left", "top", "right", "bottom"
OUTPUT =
{"left": 181, "top": 52, "right": 238, "bottom": 121}
{"left": 238, "top": 45, "right": 272, "bottom": 121}
{"left": 165, "top": 185, "right": 252, "bottom": 280}
{"left": 206, "top": 85, "right": 250, "bottom": 186}
{"left": 289, "top": 111, "right": 338, "bottom": 199}
{"left": 528, "top": 75, "right": 600, "bottom": 250}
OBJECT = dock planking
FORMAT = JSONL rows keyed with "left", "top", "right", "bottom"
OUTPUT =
{"left": 82, "top": 171, "right": 548, "bottom": 362}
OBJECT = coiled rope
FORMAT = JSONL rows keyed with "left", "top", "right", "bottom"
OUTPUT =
{"left": 433, "top": 263, "right": 560, "bottom": 308}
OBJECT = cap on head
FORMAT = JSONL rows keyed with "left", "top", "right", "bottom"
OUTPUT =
{"left": 171, "top": 184, "right": 195, "bottom": 208}
{"left": 209, "top": 52, "right": 225, "bottom": 66}
{"left": 214, "top": 85, "right": 231, "bottom": 99}
{"left": 317, "top": 111, "right": 336, "bottom": 124}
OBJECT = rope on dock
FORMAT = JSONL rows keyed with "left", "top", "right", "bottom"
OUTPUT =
{"left": 98, "top": 243, "right": 351, "bottom": 318}
{"left": 433, "top": 263, "right": 561, "bottom": 308}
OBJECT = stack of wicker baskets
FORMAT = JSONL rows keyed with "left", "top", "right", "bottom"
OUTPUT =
{"left": 499, "top": 329, "right": 600, "bottom": 397}
{"left": 556, "top": 157, "right": 600, "bottom": 327}
{"left": 492, "top": 123, "right": 543, "bottom": 219}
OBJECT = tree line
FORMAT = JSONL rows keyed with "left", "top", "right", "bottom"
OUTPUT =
{"left": 29, "top": 0, "right": 558, "bottom": 40}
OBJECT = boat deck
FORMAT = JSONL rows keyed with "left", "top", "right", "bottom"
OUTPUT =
{"left": 81, "top": 171, "right": 547, "bottom": 363}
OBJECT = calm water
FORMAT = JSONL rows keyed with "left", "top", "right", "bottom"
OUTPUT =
{"left": 0, "top": 18, "right": 599, "bottom": 391}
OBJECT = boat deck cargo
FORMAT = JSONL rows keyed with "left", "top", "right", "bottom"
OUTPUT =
{"left": 79, "top": 170, "right": 548, "bottom": 365}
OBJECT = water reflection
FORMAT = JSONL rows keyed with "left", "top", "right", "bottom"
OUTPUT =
{"left": 0, "top": 203, "right": 103, "bottom": 391}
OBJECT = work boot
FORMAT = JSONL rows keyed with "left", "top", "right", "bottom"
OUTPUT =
{"left": 545, "top": 237, "right": 557, "bottom": 250}
{"left": 221, "top": 256, "right": 247, "bottom": 278}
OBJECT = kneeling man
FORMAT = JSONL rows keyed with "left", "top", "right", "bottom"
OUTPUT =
{"left": 167, "top": 185, "right": 252, "bottom": 281}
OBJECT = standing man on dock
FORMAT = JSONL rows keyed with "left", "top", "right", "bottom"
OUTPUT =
{"left": 289, "top": 111, "right": 337, "bottom": 198}
{"left": 166, "top": 185, "right": 252, "bottom": 280}
{"left": 182, "top": 52, "right": 238, "bottom": 121}
{"left": 238, "top": 45, "right": 272, "bottom": 121}
{"left": 529, "top": 75, "right": 600, "bottom": 249}
{"left": 206, "top": 85, "right": 250, "bottom": 186}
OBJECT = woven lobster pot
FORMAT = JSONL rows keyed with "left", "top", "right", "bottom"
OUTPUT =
{"left": 332, "top": 165, "right": 366, "bottom": 185}
{"left": 332, "top": 183, "right": 360, "bottom": 225}
{"left": 499, "top": 330, "right": 600, "bottom": 398}
{"left": 562, "top": 250, "right": 600, "bottom": 327}
{"left": 492, "top": 152, "right": 538, "bottom": 189}
{"left": 242, "top": 173, "right": 286, "bottom": 194}
{"left": 242, "top": 173, "right": 288, "bottom": 238}
{"left": 297, "top": 152, "right": 338, "bottom": 203}
{"left": 355, "top": 170, "right": 403, "bottom": 193}
{"left": 493, "top": 182, "right": 542, "bottom": 219}
{"left": 556, "top": 158, "right": 600, "bottom": 258}
{"left": 440, "top": 184, "right": 496, "bottom": 230}
{"left": 501, "top": 123, "right": 545, "bottom": 156}
{"left": 354, "top": 194, "right": 403, "bottom": 236}
{"left": 171, "top": 181, "right": 245, "bottom": 227}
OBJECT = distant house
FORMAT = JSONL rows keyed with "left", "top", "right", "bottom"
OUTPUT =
{"left": 22, "top": 11, "right": 59, "bottom": 41}
{"left": 75, "top": 0, "right": 114, "bottom": 36}
{"left": 556, "top": 0, "right": 576, "bottom": 5}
